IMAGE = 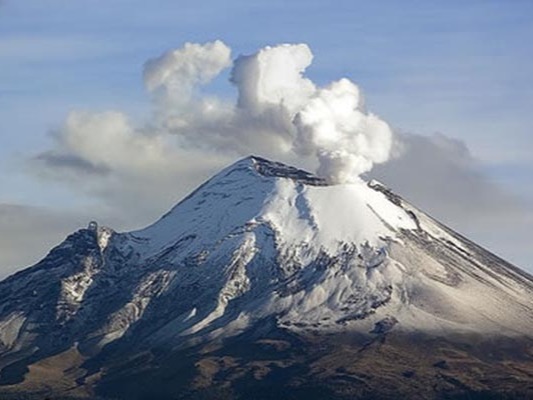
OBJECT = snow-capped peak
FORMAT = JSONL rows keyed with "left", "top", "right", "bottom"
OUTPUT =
{"left": 0, "top": 156, "right": 532, "bottom": 364}
{"left": 132, "top": 156, "right": 416, "bottom": 261}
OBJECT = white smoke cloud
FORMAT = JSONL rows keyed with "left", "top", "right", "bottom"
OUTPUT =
{"left": 35, "top": 109, "right": 232, "bottom": 222}
{"left": 35, "top": 40, "right": 395, "bottom": 215}
{"left": 231, "top": 43, "right": 316, "bottom": 115}
{"left": 293, "top": 78, "right": 392, "bottom": 183}
{"left": 144, "top": 40, "right": 232, "bottom": 105}
{"left": 40, "top": 110, "right": 192, "bottom": 177}
{"left": 229, "top": 43, "right": 393, "bottom": 182}
{"left": 145, "top": 40, "right": 393, "bottom": 183}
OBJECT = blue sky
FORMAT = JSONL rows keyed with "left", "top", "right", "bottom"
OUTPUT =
{"left": 1, "top": 0, "right": 532, "bottom": 274}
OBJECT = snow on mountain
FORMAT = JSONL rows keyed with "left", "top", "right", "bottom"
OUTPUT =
{"left": 0, "top": 156, "right": 532, "bottom": 366}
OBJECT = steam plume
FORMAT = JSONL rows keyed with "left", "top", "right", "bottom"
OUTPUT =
{"left": 293, "top": 78, "right": 392, "bottom": 183}
{"left": 38, "top": 40, "right": 394, "bottom": 186}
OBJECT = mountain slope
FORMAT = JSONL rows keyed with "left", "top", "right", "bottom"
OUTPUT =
{"left": 0, "top": 156, "right": 532, "bottom": 399}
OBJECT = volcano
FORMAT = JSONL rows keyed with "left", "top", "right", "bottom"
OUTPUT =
{"left": 1, "top": 156, "right": 532, "bottom": 399}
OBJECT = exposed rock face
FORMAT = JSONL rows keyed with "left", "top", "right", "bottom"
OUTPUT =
{"left": 0, "top": 156, "right": 532, "bottom": 399}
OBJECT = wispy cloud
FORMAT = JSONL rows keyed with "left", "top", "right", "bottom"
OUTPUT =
{"left": 34, "top": 152, "right": 111, "bottom": 175}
